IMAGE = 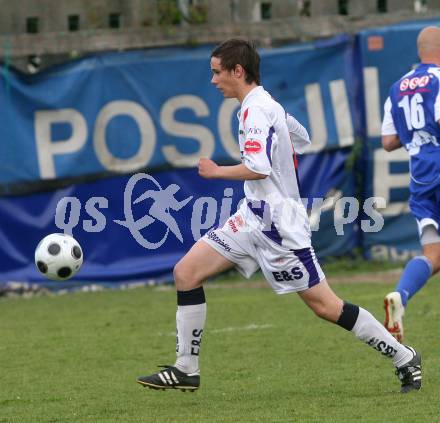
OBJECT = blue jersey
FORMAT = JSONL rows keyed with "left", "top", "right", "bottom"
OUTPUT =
{"left": 382, "top": 63, "right": 440, "bottom": 190}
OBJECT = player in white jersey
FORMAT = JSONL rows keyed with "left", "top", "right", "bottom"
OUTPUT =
{"left": 137, "top": 39, "right": 421, "bottom": 393}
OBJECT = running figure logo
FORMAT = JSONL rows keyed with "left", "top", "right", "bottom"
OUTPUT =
{"left": 114, "top": 173, "right": 193, "bottom": 249}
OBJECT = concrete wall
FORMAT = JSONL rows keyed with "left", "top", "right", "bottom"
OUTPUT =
{"left": 208, "top": 2, "right": 233, "bottom": 25}
{"left": 310, "top": 0, "right": 338, "bottom": 16}
{"left": 0, "top": 0, "right": 125, "bottom": 34}
{"left": 271, "top": 0, "right": 300, "bottom": 18}
{"left": 0, "top": 0, "right": 439, "bottom": 37}
{"left": 387, "top": 0, "right": 415, "bottom": 12}
{"left": 3, "top": 1, "right": 440, "bottom": 36}
{"left": 349, "top": 0, "right": 378, "bottom": 16}
{"left": 121, "top": 0, "right": 157, "bottom": 27}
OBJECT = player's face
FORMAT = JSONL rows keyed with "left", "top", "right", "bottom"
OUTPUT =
{"left": 210, "top": 56, "right": 237, "bottom": 98}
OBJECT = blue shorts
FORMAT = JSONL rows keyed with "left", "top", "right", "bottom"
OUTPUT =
{"left": 409, "top": 186, "right": 440, "bottom": 236}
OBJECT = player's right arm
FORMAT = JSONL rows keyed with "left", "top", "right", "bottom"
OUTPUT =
{"left": 381, "top": 97, "right": 402, "bottom": 152}
{"left": 198, "top": 158, "right": 267, "bottom": 181}
{"left": 382, "top": 134, "right": 401, "bottom": 152}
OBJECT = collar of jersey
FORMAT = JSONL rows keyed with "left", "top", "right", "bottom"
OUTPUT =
{"left": 418, "top": 62, "right": 440, "bottom": 68}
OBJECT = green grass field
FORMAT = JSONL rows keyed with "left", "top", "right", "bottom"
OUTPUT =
{"left": 1, "top": 271, "right": 440, "bottom": 423}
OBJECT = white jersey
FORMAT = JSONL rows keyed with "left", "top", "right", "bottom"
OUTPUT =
{"left": 237, "top": 86, "right": 312, "bottom": 249}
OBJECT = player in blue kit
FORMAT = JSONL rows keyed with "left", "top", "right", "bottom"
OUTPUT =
{"left": 381, "top": 26, "right": 440, "bottom": 342}
{"left": 137, "top": 38, "right": 422, "bottom": 394}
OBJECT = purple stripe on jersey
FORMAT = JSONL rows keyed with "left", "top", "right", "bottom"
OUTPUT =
{"left": 266, "top": 126, "right": 275, "bottom": 166}
{"left": 247, "top": 200, "right": 283, "bottom": 245}
{"left": 293, "top": 247, "right": 320, "bottom": 288}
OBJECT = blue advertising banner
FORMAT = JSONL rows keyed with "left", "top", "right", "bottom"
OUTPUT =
{"left": 0, "top": 35, "right": 356, "bottom": 186}
{"left": 0, "top": 152, "right": 354, "bottom": 284}
{"left": 0, "top": 169, "right": 242, "bottom": 283}
{"left": 4, "top": 18, "right": 440, "bottom": 285}
{"left": 298, "top": 149, "right": 359, "bottom": 257}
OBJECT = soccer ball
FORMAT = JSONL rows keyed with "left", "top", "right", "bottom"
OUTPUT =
{"left": 34, "top": 233, "right": 83, "bottom": 281}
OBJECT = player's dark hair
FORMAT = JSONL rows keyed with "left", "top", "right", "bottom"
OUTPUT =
{"left": 211, "top": 39, "right": 261, "bottom": 85}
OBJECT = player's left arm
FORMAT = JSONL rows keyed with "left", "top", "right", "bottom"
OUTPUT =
{"left": 286, "top": 113, "right": 311, "bottom": 153}
{"left": 198, "top": 158, "right": 267, "bottom": 180}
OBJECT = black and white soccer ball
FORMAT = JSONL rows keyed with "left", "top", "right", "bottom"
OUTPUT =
{"left": 34, "top": 233, "right": 83, "bottom": 281}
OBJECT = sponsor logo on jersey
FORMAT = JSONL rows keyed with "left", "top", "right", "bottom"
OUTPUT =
{"left": 400, "top": 78, "right": 410, "bottom": 91}
{"left": 400, "top": 75, "right": 431, "bottom": 91}
{"left": 244, "top": 140, "right": 262, "bottom": 153}
{"left": 406, "top": 130, "right": 440, "bottom": 155}
{"left": 418, "top": 75, "right": 430, "bottom": 87}
{"left": 409, "top": 77, "right": 419, "bottom": 90}
{"left": 247, "top": 126, "right": 263, "bottom": 135}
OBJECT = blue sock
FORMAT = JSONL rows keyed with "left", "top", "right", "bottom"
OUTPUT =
{"left": 396, "top": 256, "right": 433, "bottom": 306}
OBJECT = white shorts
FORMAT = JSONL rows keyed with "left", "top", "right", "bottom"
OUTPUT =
{"left": 201, "top": 210, "right": 325, "bottom": 294}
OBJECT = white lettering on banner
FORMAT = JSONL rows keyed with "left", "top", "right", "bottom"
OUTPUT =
{"left": 373, "top": 148, "right": 410, "bottom": 216}
{"left": 94, "top": 101, "right": 155, "bottom": 172}
{"left": 363, "top": 67, "right": 382, "bottom": 137}
{"left": 35, "top": 109, "right": 87, "bottom": 179}
{"left": 305, "top": 83, "right": 327, "bottom": 152}
{"left": 370, "top": 245, "right": 420, "bottom": 262}
{"left": 161, "top": 95, "right": 215, "bottom": 166}
{"left": 34, "top": 76, "right": 366, "bottom": 179}
{"left": 218, "top": 99, "right": 241, "bottom": 161}
{"left": 329, "top": 79, "right": 354, "bottom": 147}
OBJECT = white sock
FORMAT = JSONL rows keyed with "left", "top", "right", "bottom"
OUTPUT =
{"left": 174, "top": 303, "right": 206, "bottom": 374}
{"left": 352, "top": 307, "right": 413, "bottom": 367}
